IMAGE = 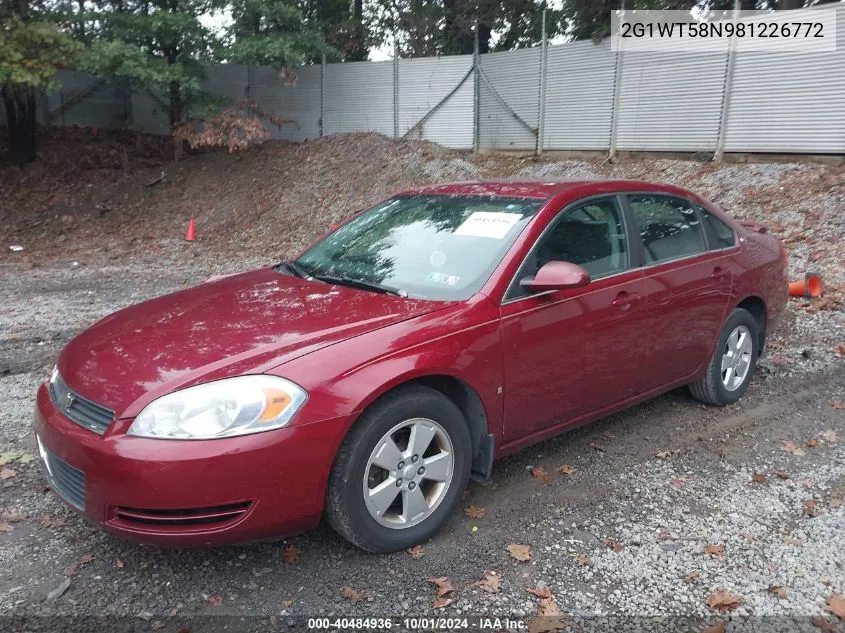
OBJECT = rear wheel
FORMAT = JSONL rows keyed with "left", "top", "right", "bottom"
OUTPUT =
{"left": 689, "top": 308, "right": 759, "bottom": 406}
{"left": 325, "top": 385, "right": 471, "bottom": 552}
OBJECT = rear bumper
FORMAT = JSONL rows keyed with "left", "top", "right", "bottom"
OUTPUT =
{"left": 34, "top": 382, "right": 350, "bottom": 547}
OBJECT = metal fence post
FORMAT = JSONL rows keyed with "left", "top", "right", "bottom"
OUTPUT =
{"left": 473, "top": 24, "right": 480, "bottom": 153}
{"left": 609, "top": 1, "right": 625, "bottom": 159}
{"left": 714, "top": 0, "right": 740, "bottom": 161}
{"left": 320, "top": 54, "right": 326, "bottom": 137}
{"left": 536, "top": 9, "right": 548, "bottom": 156}
{"left": 393, "top": 42, "right": 400, "bottom": 138}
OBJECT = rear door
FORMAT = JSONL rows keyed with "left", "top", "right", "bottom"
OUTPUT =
{"left": 500, "top": 195, "right": 649, "bottom": 442}
{"left": 622, "top": 193, "right": 735, "bottom": 391}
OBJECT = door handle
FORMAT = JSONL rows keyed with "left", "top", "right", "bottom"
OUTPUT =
{"left": 711, "top": 266, "right": 729, "bottom": 280}
{"left": 612, "top": 291, "right": 641, "bottom": 310}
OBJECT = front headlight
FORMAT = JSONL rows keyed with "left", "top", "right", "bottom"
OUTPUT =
{"left": 127, "top": 375, "right": 307, "bottom": 440}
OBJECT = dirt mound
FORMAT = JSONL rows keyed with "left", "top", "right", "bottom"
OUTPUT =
{"left": 1, "top": 129, "right": 843, "bottom": 290}
{"left": 0, "top": 130, "right": 486, "bottom": 264}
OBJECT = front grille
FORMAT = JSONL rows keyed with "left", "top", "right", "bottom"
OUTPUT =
{"left": 50, "top": 373, "right": 114, "bottom": 435}
{"left": 40, "top": 443, "right": 86, "bottom": 510}
{"left": 112, "top": 502, "right": 252, "bottom": 528}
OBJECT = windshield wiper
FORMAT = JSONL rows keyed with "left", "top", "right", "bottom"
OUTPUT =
{"left": 312, "top": 275, "right": 405, "bottom": 297}
{"left": 277, "top": 261, "right": 312, "bottom": 279}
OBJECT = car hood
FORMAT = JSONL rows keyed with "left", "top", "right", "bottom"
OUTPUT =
{"left": 57, "top": 268, "right": 447, "bottom": 417}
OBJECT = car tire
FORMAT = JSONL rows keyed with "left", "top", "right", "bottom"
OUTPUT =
{"left": 325, "top": 385, "right": 472, "bottom": 553}
{"left": 689, "top": 307, "right": 759, "bottom": 406}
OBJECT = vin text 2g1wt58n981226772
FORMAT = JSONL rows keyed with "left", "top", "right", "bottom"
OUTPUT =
{"left": 34, "top": 179, "right": 787, "bottom": 552}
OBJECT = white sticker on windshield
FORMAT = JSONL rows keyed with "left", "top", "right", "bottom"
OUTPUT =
{"left": 454, "top": 212, "right": 522, "bottom": 240}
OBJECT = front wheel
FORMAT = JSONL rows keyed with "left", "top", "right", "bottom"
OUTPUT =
{"left": 689, "top": 307, "right": 759, "bottom": 406}
{"left": 325, "top": 385, "right": 471, "bottom": 552}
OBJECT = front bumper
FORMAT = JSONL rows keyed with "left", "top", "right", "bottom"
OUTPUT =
{"left": 34, "top": 382, "right": 351, "bottom": 547}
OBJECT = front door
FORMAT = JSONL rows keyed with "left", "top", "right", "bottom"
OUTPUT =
{"left": 500, "top": 195, "right": 648, "bottom": 443}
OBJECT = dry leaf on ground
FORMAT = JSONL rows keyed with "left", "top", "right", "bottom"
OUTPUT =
{"left": 556, "top": 464, "right": 576, "bottom": 475}
{"left": 774, "top": 470, "right": 790, "bottom": 479}
{"left": 531, "top": 467, "right": 552, "bottom": 485}
{"left": 507, "top": 544, "right": 533, "bottom": 561}
{"left": 825, "top": 594, "right": 845, "bottom": 618}
{"left": 707, "top": 590, "right": 743, "bottom": 612}
{"left": 782, "top": 535, "right": 802, "bottom": 546}
{"left": 283, "top": 599, "right": 295, "bottom": 608}
{"left": 805, "top": 499, "right": 819, "bottom": 517}
{"left": 79, "top": 552, "right": 94, "bottom": 565}
{"left": 429, "top": 576, "right": 454, "bottom": 609}
{"left": 208, "top": 594, "right": 223, "bottom": 607}
{"left": 751, "top": 473, "right": 766, "bottom": 483}
{"left": 0, "top": 468, "right": 16, "bottom": 480}
{"left": 428, "top": 576, "right": 454, "bottom": 598}
{"left": 115, "top": 559, "right": 124, "bottom": 569}
{"left": 702, "top": 623, "right": 727, "bottom": 633}
{"left": 526, "top": 586, "right": 553, "bottom": 599}
{"left": 768, "top": 586, "right": 787, "bottom": 599}
{"left": 283, "top": 545, "right": 299, "bottom": 562}
{"left": 342, "top": 586, "right": 365, "bottom": 604}
{"left": 537, "top": 595, "right": 562, "bottom": 616}
{"left": 811, "top": 616, "right": 836, "bottom": 632}
{"left": 464, "top": 505, "right": 486, "bottom": 518}
{"left": 829, "top": 401, "right": 845, "bottom": 410}
{"left": 40, "top": 516, "right": 69, "bottom": 529}
{"left": 782, "top": 441, "right": 805, "bottom": 456}
{"left": 603, "top": 538, "right": 624, "bottom": 553}
{"left": 576, "top": 553, "right": 589, "bottom": 566}
{"left": 0, "top": 522, "right": 13, "bottom": 533}
{"left": 686, "top": 571, "right": 701, "bottom": 583}
{"left": 588, "top": 442, "right": 605, "bottom": 452}
{"left": 655, "top": 450, "right": 676, "bottom": 459}
{"left": 473, "top": 570, "right": 501, "bottom": 593}
{"left": 821, "top": 429, "right": 838, "bottom": 442}
{"left": 705, "top": 544, "right": 726, "bottom": 557}
{"left": 406, "top": 545, "right": 424, "bottom": 559}
{"left": 807, "top": 438, "right": 819, "bottom": 448}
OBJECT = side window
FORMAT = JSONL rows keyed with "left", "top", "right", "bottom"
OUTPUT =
{"left": 700, "top": 208, "right": 736, "bottom": 250}
{"left": 628, "top": 195, "right": 706, "bottom": 264}
{"left": 508, "top": 196, "right": 629, "bottom": 300}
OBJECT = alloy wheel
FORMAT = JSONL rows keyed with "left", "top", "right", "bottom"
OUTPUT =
{"left": 721, "top": 324, "right": 753, "bottom": 391}
{"left": 362, "top": 418, "right": 454, "bottom": 529}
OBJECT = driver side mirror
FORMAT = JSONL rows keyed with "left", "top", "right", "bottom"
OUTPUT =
{"left": 520, "top": 261, "right": 591, "bottom": 293}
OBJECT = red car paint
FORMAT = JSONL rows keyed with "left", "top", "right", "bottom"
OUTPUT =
{"left": 34, "top": 180, "right": 787, "bottom": 547}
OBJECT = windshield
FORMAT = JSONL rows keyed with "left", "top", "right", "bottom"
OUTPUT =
{"left": 295, "top": 194, "right": 545, "bottom": 301}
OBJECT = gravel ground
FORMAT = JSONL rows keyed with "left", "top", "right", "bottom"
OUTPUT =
{"left": 1, "top": 138, "right": 844, "bottom": 631}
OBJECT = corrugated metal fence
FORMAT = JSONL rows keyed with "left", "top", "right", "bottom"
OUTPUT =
{"left": 9, "top": 4, "right": 844, "bottom": 156}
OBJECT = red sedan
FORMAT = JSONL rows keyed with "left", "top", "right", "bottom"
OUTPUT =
{"left": 34, "top": 180, "right": 787, "bottom": 552}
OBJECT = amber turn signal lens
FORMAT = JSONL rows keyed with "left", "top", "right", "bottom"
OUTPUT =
{"left": 259, "top": 388, "right": 293, "bottom": 421}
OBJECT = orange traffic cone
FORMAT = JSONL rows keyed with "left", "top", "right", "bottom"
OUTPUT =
{"left": 788, "top": 272, "right": 823, "bottom": 298}
{"left": 185, "top": 218, "right": 197, "bottom": 242}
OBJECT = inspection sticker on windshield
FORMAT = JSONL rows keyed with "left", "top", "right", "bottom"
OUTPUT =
{"left": 427, "top": 272, "right": 460, "bottom": 286}
{"left": 454, "top": 212, "right": 522, "bottom": 239}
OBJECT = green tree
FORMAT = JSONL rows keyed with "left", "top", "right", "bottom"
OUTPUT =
{"left": 80, "top": 0, "right": 330, "bottom": 158}
{"left": 1, "top": 2, "right": 82, "bottom": 164}
{"left": 369, "top": 0, "right": 564, "bottom": 57}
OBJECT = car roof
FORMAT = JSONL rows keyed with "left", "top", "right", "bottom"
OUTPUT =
{"left": 401, "top": 179, "right": 690, "bottom": 200}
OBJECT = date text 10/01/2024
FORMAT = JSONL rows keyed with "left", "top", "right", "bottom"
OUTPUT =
{"left": 306, "top": 617, "right": 529, "bottom": 630}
